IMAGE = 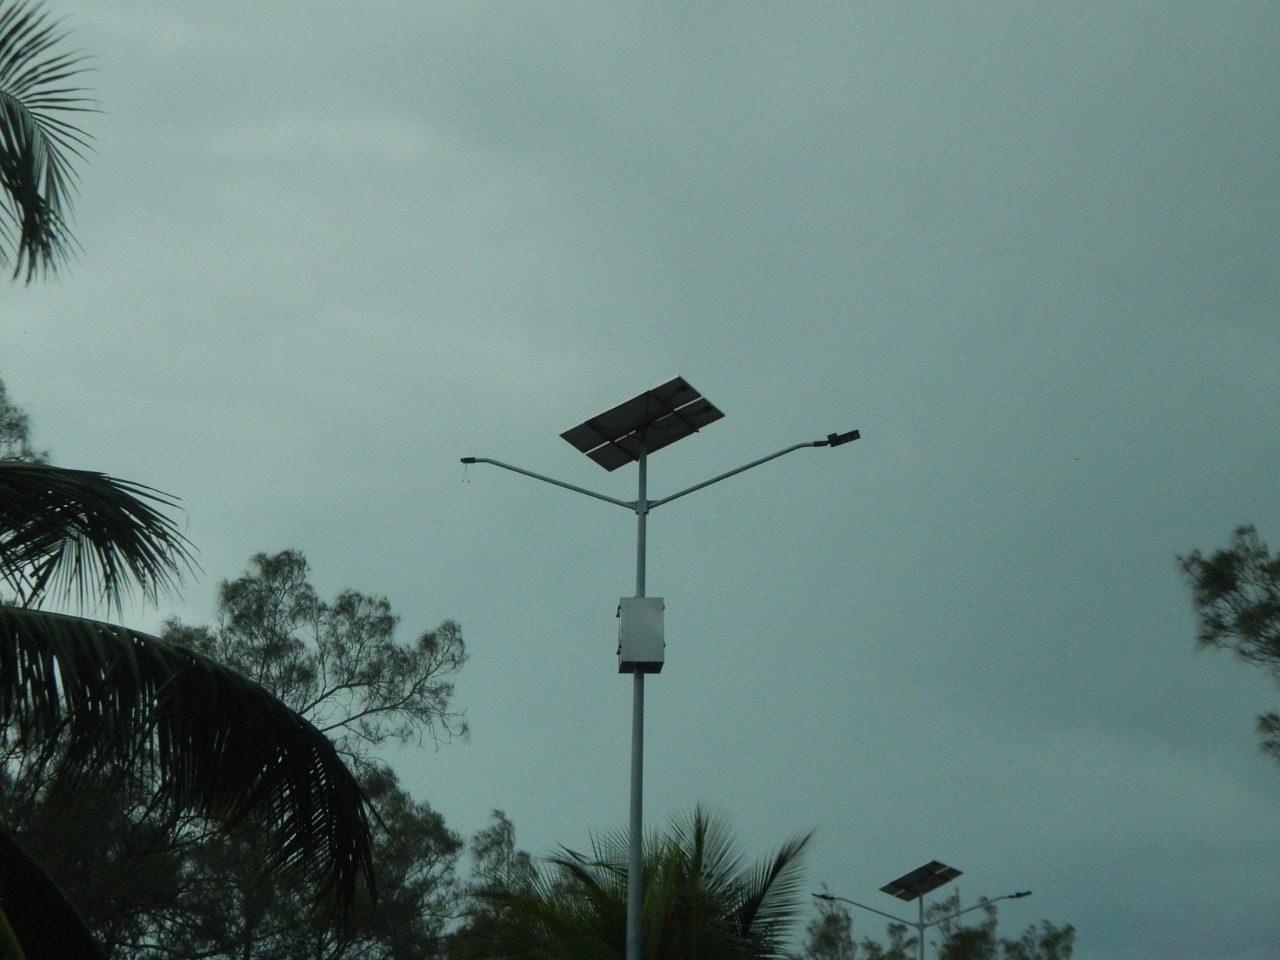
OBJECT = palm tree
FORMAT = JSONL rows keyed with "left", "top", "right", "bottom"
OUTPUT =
{"left": 0, "top": 8, "right": 375, "bottom": 955}
{"left": 0, "top": 460, "right": 376, "bottom": 960}
{"left": 465, "top": 806, "right": 811, "bottom": 960}
{"left": 0, "top": 0, "right": 95, "bottom": 282}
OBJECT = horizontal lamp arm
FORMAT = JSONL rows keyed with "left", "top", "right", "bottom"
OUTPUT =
{"left": 812, "top": 888, "right": 1029, "bottom": 934}
{"left": 812, "top": 892, "right": 912, "bottom": 928}
{"left": 460, "top": 457, "right": 634, "bottom": 510}
{"left": 923, "top": 891, "right": 1032, "bottom": 930}
{"left": 648, "top": 429, "right": 859, "bottom": 511}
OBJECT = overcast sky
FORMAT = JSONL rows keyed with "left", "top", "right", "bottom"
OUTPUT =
{"left": 3, "top": 3, "right": 1279, "bottom": 958}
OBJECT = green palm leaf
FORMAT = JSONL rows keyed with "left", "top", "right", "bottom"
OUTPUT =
{"left": 733, "top": 830, "right": 812, "bottom": 949}
{"left": 0, "top": 461, "right": 195, "bottom": 611}
{"left": 0, "top": 823, "right": 104, "bottom": 960}
{"left": 473, "top": 806, "right": 810, "bottom": 960}
{"left": 0, "top": 0, "right": 94, "bottom": 282}
{"left": 0, "top": 606, "right": 375, "bottom": 917}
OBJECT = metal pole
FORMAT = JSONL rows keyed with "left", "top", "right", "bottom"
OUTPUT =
{"left": 628, "top": 671, "right": 643, "bottom": 960}
{"left": 918, "top": 897, "right": 925, "bottom": 960}
{"left": 626, "top": 445, "right": 648, "bottom": 960}
{"left": 636, "top": 445, "right": 647, "bottom": 596}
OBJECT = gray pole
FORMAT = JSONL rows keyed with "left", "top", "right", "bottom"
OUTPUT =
{"left": 626, "top": 444, "right": 648, "bottom": 960}
{"left": 918, "top": 897, "right": 925, "bottom": 960}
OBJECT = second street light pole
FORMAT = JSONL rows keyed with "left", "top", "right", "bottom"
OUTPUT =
{"left": 813, "top": 886, "right": 1032, "bottom": 960}
{"left": 462, "top": 377, "right": 859, "bottom": 960}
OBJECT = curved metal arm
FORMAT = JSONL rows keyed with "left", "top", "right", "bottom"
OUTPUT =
{"left": 934, "top": 891, "right": 1031, "bottom": 927}
{"left": 649, "top": 429, "right": 859, "bottom": 510}
{"left": 462, "top": 428, "right": 858, "bottom": 513}
{"left": 460, "top": 457, "right": 633, "bottom": 509}
{"left": 813, "top": 892, "right": 911, "bottom": 927}
{"left": 813, "top": 889, "right": 1031, "bottom": 932}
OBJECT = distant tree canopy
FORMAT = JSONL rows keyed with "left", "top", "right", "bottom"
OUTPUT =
{"left": 1180, "top": 524, "right": 1280, "bottom": 762}
{"left": 164, "top": 548, "right": 469, "bottom": 774}
{"left": 802, "top": 891, "right": 1074, "bottom": 960}
{"left": 0, "top": 378, "right": 46, "bottom": 462}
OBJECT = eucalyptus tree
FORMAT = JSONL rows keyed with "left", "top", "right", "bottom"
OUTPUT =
{"left": 1180, "top": 523, "right": 1280, "bottom": 763}
{"left": 0, "top": 0, "right": 95, "bottom": 282}
{"left": 0, "top": 378, "right": 45, "bottom": 462}
{"left": 138, "top": 550, "right": 469, "bottom": 960}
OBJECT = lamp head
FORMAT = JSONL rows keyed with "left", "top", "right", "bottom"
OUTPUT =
{"left": 824, "top": 429, "right": 860, "bottom": 448}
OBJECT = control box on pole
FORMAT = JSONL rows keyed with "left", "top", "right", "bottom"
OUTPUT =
{"left": 617, "top": 597, "right": 665, "bottom": 673}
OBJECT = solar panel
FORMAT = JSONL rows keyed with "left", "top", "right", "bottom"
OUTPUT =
{"left": 561, "top": 376, "right": 724, "bottom": 471}
{"left": 879, "top": 861, "right": 963, "bottom": 902}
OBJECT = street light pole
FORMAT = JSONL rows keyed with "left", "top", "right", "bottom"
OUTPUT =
{"left": 627, "top": 443, "right": 647, "bottom": 960}
{"left": 813, "top": 889, "right": 1032, "bottom": 960}
{"left": 462, "top": 378, "right": 859, "bottom": 960}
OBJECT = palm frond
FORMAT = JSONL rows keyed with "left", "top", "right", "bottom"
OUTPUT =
{"left": 0, "top": 461, "right": 195, "bottom": 612}
{"left": 0, "top": 0, "right": 95, "bottom": 282}
{"left": 0, "top": 822, "right": 104, "bottom": 960}
{"left": 734, "top": 830, "right": 812, "bottom": 941}
{"left": 669, "top": 804, "right": 747, "bottom": 895}
{"left": 0, "top": 909, "right": 23, "bottom": 960}
{"left": 0, "top": 605, "right": 374, "bottom": 917}
{"left": 478, "top": 807, "right": 810, "bottom": 960}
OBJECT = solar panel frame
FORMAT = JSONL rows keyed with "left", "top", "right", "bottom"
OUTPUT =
{"left": 878, "top": 861, "right": 963, "bottom": 902}
{"left": 561, "top": 376, "right": 724, "bottom": 471}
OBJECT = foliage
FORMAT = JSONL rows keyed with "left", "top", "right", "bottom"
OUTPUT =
{"left": 800, "top": 893, "right": 1073, "bottom": 960}
{"left": 1179, "top": 524, "right": 1280, "bottom": 760}
{"left": 802, "top": 889, "right": 856, "bottom": 960}
{"left": 0, "top": 380, "right": 379, "bottom": 958}
{"left": 0, "top": 602, "right": 375, "bottom": 910}
{"left": 999, "top": 921, "right": 1075, "bottom": 960}
{"left": 853, "top": 925, "right": 912, "bottom": 960}
{"left": 0, "top": 461, "right": 193, "bottom": 610}
{"left": 448, "top": 811, "right": 538, "bottom": 960}
{"left": 0, "top": 823, "right": 106, "bottom": 960}
{"left": 0, "top": 0, "right": 96, "bottom": 282}
{"left": 164, "top": 549, "right": 468, "bottom": 774}
{"left": 468, "top": 810, "right": 536, "bottom": 894}
{"left": 456, "top": 806, "right": 811, "bottom": 960}
{"left": 1, "top": 547, "right": 468, "bottom": 959}
{"left": 0, "top": 379, "right": 45, "bottom": 462}
{"left": 145, "top": 766, "right": 462, "bottom": 960}
{"left": 130, "top": 549, "right": 470, "bottom": 960}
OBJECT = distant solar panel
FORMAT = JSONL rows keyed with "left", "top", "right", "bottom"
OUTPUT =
{"left": 561, "top": 376, "right": 724, "bottom": 471}
{"left": 879, "top": 861, "right": 963, "bottom": 902}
